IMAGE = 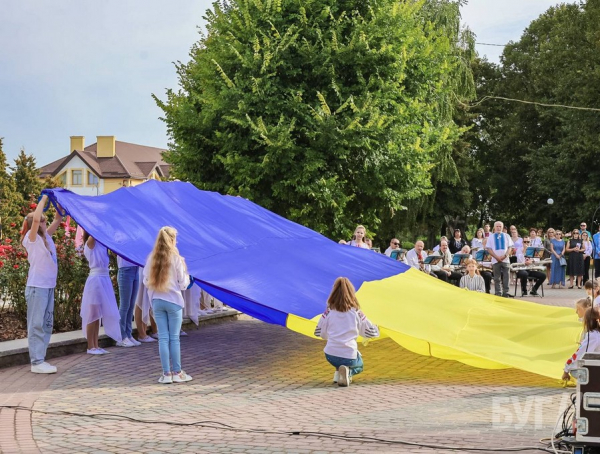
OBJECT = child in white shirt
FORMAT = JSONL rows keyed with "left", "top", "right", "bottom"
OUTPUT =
{"left": 314, "top": 277, "right": 380, "bottom": 387}
{"left": 563, "top": 307, "right": 600, "bottom": 382}
{"left": 21, "top": 195, "right": 65, "bottom": 374}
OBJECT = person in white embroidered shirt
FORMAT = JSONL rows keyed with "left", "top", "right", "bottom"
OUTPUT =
{"left": 562, "top": 307, "right": 600, "bottom": 382}
{"left": 406, "top": 241, "right": 428, "bottom": 273}
{"left": 486, "top": 221, "right": 514, "bottom": 298}
{"left": 431, "top": 240, "right": 461, "bottom": 285}
{"left": 314, "top": 277, "right": 380, "bottom": 387}
{"left": 471, "top": 228, "right": 485, "bottom": 250}
{"left": 528, "top": 228, "right": 543, "bottom": 248}
{"left": 384, "top": 238, "right": 400, "bottom": 257}
{"left": 514, "top": 236, "right": 546, "bottom": 297}
{"left": 143, "top": 226, "right": 193, "bottom": 385}
{"left": 459, "top": 259, "right": 485, "bottom": 292}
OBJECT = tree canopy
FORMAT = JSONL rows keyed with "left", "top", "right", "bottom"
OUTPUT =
{"left": 466, "top": 0, "right": 600, "bottom": 232}
{"left": 156, "top": 0, "right": 475, "bottom": 239}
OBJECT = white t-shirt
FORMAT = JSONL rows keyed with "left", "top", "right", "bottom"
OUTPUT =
{"left": 530, "top": 237, "right": 543, "bottom": 248}
{"left": 471, "top": 238, "right": 484, "bottom": 249}
{"left": 348, "top": 241, "right": 369, "bottom": 249}
{"left": 22, "top": 233, "right": 58, "bottom": 288}
{"left": 486, "top": 233, "right": 514, "bottom": 264}
{"left": 314, "top": 308, "right": 379, "bottom": 359}
{"left": 594, "top": 296, "right": 600, "bottom": 308}
{"left": 143, "top": 255, "right": 190, "bottom": 308}
{"left": 117, "top": 256, "right": 137, "bottom": 268}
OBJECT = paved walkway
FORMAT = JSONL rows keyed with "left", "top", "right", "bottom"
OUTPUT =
{"left": 0, "top": 286, "right": 585, "bottom": 453}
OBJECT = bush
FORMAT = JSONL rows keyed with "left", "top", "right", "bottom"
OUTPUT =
{"left": 401, "top": 241, "right": 414, "bottom": 250}
{"left": 0, "top": 205, "right": 90, "bottom": 334}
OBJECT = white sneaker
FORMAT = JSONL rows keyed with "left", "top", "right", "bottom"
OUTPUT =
{"left": 172, "top": 370, "right": 193, "bottom": 383}
{"left": 116, "top": 338, "right": 135, "bottom": 347}
{"left": 338, "top": 365, "right": 350, "bottom": 387}
{"left": 150, "top": 333, "right": 159, "bottom": 340}
{"left": 333, "top": 371, "right": 339, "bottom": 383}
{"left": 158, "top": 374, "right": 172, "bottom": 384}
{"left": 31, "top": 362, "right": 57, "bottom": 374}
{"left": 87, "top": 348, "right": 104, "bottom": 355}
{"left": 198, "top": 310, "right": 210, "bottom": 316}
{"left": 129, "top": 337, "right": 141, "bottom": 346}
{"left": 180, "top": 330, "right": 188, "bottom": 336}
{"left": 97, "top": 348, "right": 109, "bottom": 354}
{"left": 137, "top": 336, "right": 156, "bottom": 343}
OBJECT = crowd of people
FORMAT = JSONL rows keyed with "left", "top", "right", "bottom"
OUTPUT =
{"left": 342, "top": 222, "right": 600, "bottom": 383}
{"left": 21, "top": 195, "right": 226, "bottom": 382}
{"left": 344, "top": 220, "right": 600, "bottom": 297}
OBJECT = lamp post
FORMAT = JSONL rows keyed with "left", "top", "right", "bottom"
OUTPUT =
{"left": 547, "top": 198, "right": 554, "bottom": 229}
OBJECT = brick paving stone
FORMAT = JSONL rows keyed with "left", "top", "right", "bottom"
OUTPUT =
{"left": 0, "top": 300, "right": 580, "bottom": 453}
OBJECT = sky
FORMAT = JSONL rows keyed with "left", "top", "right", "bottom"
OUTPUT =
{"left": 0, "top": 0, "right": 569, "bottom": 167}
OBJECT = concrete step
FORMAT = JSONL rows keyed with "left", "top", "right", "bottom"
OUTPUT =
{"left": 0, "top": 310, "right": 240, "bottom": 369}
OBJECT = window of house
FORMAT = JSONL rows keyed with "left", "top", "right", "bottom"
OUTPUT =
{"left": 58, "top": 172, "right": 67, "bottom": 186}
{"left": 71, "top": 170, "right": 82, "bottom": 186}
{"left": 87, "top": 171, "right": 99, "bottom": 186}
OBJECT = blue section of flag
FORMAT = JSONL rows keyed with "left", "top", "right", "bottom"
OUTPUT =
{"left": 42, "top": 181, "right": 408, "bottom": 325}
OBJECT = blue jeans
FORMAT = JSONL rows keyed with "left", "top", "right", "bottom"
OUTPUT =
{"left": 118, "top": 266, "right": 139, "bottom": 339}
{"left": 152, "top": 299, "right": 183, "bottom": 374}
{"left": 325, "top": 352, "right": 364, "bottom": 377}
{"left": 25, "top": 286, "right": 55, "bottom": 365}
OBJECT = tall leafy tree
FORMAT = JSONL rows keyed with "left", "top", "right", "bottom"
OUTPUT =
{"left": 473, "top": 0, "right": 600, "bottom": 230}
{"left": 11, "top": 149, "right": 42, "bottom": 205}
{"left": 155, "top": 0, "right": 474, "bottom": 238}
{"left": 0, "top": 138, "right": 23, "bottom": 220}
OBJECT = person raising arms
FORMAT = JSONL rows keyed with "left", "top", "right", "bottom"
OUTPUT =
{"left": 21, "top": 194, "right": 66, "bottom": 373}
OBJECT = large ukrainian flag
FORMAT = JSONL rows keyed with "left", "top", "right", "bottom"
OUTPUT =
{"left": 44, "top": 181, "right": 579, "bottom": 379}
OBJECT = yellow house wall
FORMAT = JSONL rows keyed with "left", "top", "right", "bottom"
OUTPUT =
{"left": 103, "top": 179, "right": 124, "bottom": 193}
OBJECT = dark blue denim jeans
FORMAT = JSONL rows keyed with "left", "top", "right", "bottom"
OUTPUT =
{"left": 117, "top": 266, "right": 139, "bottom": 339}
{"left": 325, "top": 352, "right": 364, "bottom": 377}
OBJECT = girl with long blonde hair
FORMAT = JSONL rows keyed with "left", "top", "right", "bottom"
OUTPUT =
{"left": 348, "top": 225, "right": 369, "bottom": 249}
{"left": 143, "top": 226, "right": 192, "bottom": 384}
{"left": 314, "top": 277, "right": 379, "bottom": 387}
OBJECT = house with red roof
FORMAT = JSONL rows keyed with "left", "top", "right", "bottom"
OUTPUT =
{"left": 39, "top": 136, "right": 170, "bottom": 195}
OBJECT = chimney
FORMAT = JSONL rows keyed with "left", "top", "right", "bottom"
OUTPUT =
{"left": 96, "top": 136, "right": 116, "bottom": 158}
{"left": 70, "top": 136, "right": 85, "bottom": 153}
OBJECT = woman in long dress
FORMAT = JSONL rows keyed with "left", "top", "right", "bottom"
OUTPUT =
{"left": 566, "top": 229, "right": 585, "bottom": 289}
{"left": 543, "top": 228, "right": 555, "bottom": 282}
{"left": 582, "top": 231, "right": 593, "bottom": 285}
{"left": 81, "top": 231, "right": 122, "bottom": 354}
{"left": 549, "top": 231, "right": 566, "bottom": 289}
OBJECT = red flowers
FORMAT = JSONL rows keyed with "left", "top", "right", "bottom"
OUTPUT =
{"left": 10, "top": 223, "right": 16, "bottom": 228}
{"left": 5, "top": 238, "right": 12, "bottom": 244}
{"left": 0, "top": 261, "right": 4, "bottom": 268}
{"left": 29, "top": 203, "right": 37, "bottom": 209}
{"left": 13, "top": 264, "right": 19, "bottom": 269}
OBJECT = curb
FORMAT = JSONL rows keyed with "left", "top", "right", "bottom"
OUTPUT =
{"left": 0, "top": 311, "right": 240, "bottom": 369}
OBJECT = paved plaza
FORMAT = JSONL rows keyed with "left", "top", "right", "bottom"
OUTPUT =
{"left": 0, "top": 288, "right": 586, "bottom": 453}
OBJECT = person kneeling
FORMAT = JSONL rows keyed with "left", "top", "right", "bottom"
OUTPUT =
{"left": 314, "top": 277, "right": 380, "bottom": 387}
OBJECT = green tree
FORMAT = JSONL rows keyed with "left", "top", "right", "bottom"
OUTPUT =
{"left": 472, "top": 0, "right": 600, "bottom": 230}
{"left": 155, "top": 0, "right": 474, "bottom": 238}
{"left": 11, "top": 149, "right": 42, "bottom": 205}
{"left": 0, "top": 138, "right": 23, "bottom": 221}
